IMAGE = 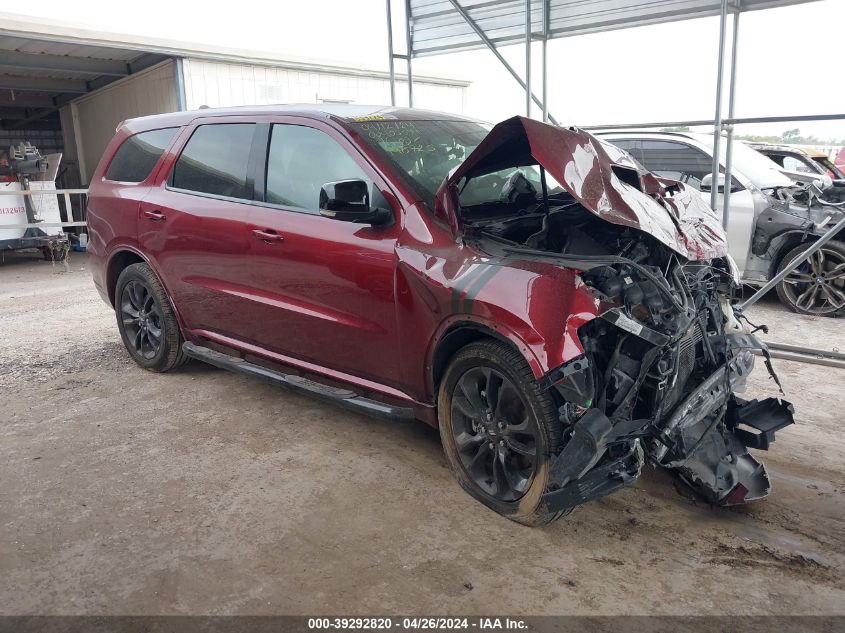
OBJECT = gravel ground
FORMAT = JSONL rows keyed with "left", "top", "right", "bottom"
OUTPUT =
{"left": 0, "top": 250, "right": 843, "bottom": 615}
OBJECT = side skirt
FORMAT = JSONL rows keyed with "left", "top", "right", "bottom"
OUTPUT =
{"left": 183, "top": 342, "right": 417, "bottom": 422}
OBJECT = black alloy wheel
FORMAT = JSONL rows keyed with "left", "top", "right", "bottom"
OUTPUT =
{"left": 450, "top": 366, "right": 538, "bottom": 502}
{"left": 114, "top": 262, "right": 188, "bottom": 372}
{"left": 120, "top": 280, "right": 164, "bottom": 360}
{"left": 438, "top": 340, "right": 567, "bottom": 525}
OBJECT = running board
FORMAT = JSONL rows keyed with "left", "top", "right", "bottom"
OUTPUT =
{"left": 182, "top": 342, "right": 416, "bottom": 422}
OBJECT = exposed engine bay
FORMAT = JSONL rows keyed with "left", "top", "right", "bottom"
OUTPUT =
{"left": 461, "top": 168, "right": 795, "bottom": 513}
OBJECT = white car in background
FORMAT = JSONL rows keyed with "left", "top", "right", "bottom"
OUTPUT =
{"left": 598, "top": 131, "right": 845, "bottom": 316}
{"left": 745, "top": 142, "right": 845, "bottom": 203}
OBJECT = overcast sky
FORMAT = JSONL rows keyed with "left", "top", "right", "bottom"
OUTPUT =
{"left": 13, "top": 0, "right": 845, "bottom": 140}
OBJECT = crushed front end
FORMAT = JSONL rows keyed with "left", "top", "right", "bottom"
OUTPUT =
{"left": 441, "top": 116, "right": 796, "bottom": 514}
{"left": 540, "top": 256, "right": 794, "bottom": 513}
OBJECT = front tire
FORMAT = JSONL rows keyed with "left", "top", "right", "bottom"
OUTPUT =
{"left": 437, "top": 340, "right": 567, "bottom": 526}
{"left": 115, "top": 262, "right": 188, "bottom": 372}
{"left": 775, "top": 240, "right": 845, "bottom": 317}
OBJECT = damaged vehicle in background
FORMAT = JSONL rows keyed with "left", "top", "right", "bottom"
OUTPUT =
{"left": 600, "top": 131, "right": 845, "bottom": 316}
{"left": 87, "top": 106, "right": 794, "bottom": 526}
{"left": 745, "top": 141, "right": 845, "bottom": 203}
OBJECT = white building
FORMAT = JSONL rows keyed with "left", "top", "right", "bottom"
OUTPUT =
{"left": 0, "top": 13, "right": 470, "bottom": 186}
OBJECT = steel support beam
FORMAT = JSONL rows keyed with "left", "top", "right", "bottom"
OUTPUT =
{"left": 582, "top": 113, "right": 845, "bottom": 130}
{"left": 767, "top": 341, "right": 845, "bottom": 361}
{"left": 740, "top": 214, "right": 845, "bottom": 311}
{"left": 405, "top": 0, "right": 414, "bottom": 107}
{"left": 722, "top": 8, "right": 741, "bottom": 230}
{"left": 542, "top": 0, "right": 549, "bottom": 122}
{"left": 446, "top": 0, "right": 559, "bottom": 125}
{"left": 386, "top": 0, "right": 397, "bottom": 106}
{"left": 709, "top": 0, "right": 729, "bottom": 212}
{"left": 753, "top": 349, "right": 845, "bottom": 370}
{"left": 0, "top": 50, "right": 128, "bottom": 77}
{"left": 0, "top": 75, "right": 88, "bottom": 94}
{"left": 125, "top": 53, "right": 170, "bottom": 75}
{"left": 525, "top": 0, "right": 531, "bottom": 117}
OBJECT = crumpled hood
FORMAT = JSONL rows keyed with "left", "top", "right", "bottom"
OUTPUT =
{"left": 439, "top": 116, "right": 728, "bottom": 261}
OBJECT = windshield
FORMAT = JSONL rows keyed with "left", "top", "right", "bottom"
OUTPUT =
{"left": 458, "top": 165, "right": 568, "bottom": 210}
{"left": 712, "top": 139, "right": 794, "bottom": 189}
{"left": 350, "top": 119, "right": 489, "bottom": 203}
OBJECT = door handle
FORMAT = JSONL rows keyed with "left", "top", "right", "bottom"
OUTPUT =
{"left": 252, "top": 228, "right": 284, "bottom": 243}
{"left": 143, "top": 210, "right": 166, "bottom": 222}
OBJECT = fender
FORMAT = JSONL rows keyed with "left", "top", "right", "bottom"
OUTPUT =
{"left": 103, "top": 243, "right": 189, "bottom": 334}
{"left": 423, "top": 260, "right": 606, "bottom": 398}
{"left": 426, "top": 315, "right": 543, "bottom": 395}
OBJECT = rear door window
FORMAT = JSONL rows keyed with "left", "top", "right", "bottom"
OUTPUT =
{"left": 171, "top": 123, "right": 256, "bottom": 199}
{"left": 608, "top": 139, "right": 637, "bottom": 153}
{"left": 105, "top": 127, "right": 178, "bottom": 182}
{"left": 264, "top": 124, "right": 367, "bottom": 213}
{"left": 635, "top": 140, "right": 715, "bottom": 190}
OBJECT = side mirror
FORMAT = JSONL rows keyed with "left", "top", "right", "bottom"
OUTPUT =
{"left": 701, "top": 172, "right": 742, "bottom": 193}
{"left": 700, "top": 172, "right": 726, "bottom": 193}
{"left": 814, "top": 175, "right": 833, "bottom": 191}
{"left": 319, "top": 179, "right": 391, "bottom": 225}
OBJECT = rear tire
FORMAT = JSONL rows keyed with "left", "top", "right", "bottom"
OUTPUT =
{"left": 437, "top": 340, "right": 568, "bottom": 526}
{"left": 775, "top": 240, "right": 845, "bottom": 317}
{"left": 115, "top": 262, "right": 188, "bottom": 372}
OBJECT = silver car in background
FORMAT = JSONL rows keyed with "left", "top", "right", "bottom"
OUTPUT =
{"left": 599, "top": 131, "right": 844, "bottom": 316}
{"left": 745, "top": 142, "right": 845, "bottom": 203}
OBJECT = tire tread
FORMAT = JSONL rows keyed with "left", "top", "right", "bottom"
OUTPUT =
{"left": 775, "top": 240, "right": 845, "bottom": 317}
{"left": 438, "top": 339, "right": 569, "bottom": 526}
{"left": 115, "top": 262, "right": 188, "bottom": 372}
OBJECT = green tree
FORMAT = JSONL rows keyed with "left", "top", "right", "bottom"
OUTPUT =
{"left": 783, "top": 128, "right": 801, "bottom": 141}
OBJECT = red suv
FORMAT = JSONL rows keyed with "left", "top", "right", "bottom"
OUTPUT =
{"left": 87, "top": 106, "right": 793, "bottom": 525}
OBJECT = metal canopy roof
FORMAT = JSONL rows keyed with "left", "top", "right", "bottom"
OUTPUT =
{"left": 0, "top": 29, "right": 167, "bottom": 130}
{"left": 409, "top": 0, "right": 822, "bottom": 56}
{"left": 0, "top": 11, "right": 469, "bottom": 132}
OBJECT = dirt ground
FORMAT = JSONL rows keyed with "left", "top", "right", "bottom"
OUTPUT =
{"left": 1, "top": 250, "right": 843, "bottom": 616}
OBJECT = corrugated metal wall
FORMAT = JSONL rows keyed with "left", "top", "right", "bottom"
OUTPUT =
{"left": 72, "top": 60, "right": 178, "bottom": 183}
{"left": 64, "top": 58, "right": 466, "bottom": 184}
{"left": 181, "top": 58, "right": 466, "bottom": 114}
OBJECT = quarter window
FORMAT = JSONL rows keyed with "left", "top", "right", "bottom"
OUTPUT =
{"left": 171, "top": 124, "right": 256, "bottom": 199}
{"left": 265, "top": 124, "right": 367, "bottom": 213}
{"left": 105, "top": 127, "right": 177, "bottom": 183}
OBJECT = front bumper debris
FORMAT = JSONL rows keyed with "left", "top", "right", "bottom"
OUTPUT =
{"left": 655, "top": 366, "right": 794, "bottom": 505}
{"left": 542, "top": 433, "right": 643, "bottom": 514}
{"left": 540, "top": 408, "right": 648, "bottom": 513}
{"left": 729, "top": 397, "right": 795, "bottom": 450}
{"left": 540, "top": 354, "right": 794, "bottom": 513}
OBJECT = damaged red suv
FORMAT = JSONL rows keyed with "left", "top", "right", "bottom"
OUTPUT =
{"left": 87, "top": 105, "right": 794, "bottom": 525}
